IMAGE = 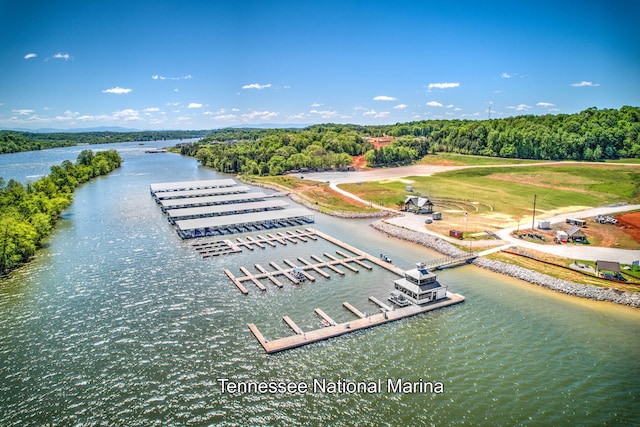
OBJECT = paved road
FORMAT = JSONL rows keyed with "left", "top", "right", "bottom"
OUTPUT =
{"left": 303, "top": 165, "right": 640, "bottom": 264}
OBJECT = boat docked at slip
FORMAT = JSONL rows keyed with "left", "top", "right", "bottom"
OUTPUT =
{"left": 392, "top": 262, "right": 448, "bottom": 305}
{"left": 388, "top": 290, "right": 410, "bottom": 307}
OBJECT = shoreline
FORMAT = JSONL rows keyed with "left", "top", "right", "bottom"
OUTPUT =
{"left": 369, "top": 220, "right": 640, "bottom": 308}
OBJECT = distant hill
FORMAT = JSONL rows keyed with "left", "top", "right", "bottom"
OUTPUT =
{"left": 5, "top": 126, "right": 140, "bottom": 133}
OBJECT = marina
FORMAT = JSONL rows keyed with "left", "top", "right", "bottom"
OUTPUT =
{"left": 217, "top": 227, "right": 468, "bottom": 353}
{"left": 149, "top": 179, "right": 315, "bottom": 238}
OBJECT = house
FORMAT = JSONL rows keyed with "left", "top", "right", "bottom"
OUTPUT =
{"left": 393, "top": 263, "right": 448, "bottom": 305}
{"left": 567, "top": 225, "right": 587, "bottom": 242}
{"left": 404, "top": 195, "right": 434, "bottom": 214}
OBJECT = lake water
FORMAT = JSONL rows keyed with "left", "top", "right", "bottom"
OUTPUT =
{"left": 1, "top": 143, "right": 639, "bottom": 426}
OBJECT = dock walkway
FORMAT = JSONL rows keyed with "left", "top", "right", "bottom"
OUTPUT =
{"left": 249, "top": 293, "right": 465, "bottom": 354}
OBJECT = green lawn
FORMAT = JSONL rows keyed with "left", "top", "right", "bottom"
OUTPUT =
{"left": 340, "top": 164, "right": 640, "bottom": 218}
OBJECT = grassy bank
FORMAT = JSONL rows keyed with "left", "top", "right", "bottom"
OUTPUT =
{"left": 244, "top": 175, "right": 381, "bottom": 214}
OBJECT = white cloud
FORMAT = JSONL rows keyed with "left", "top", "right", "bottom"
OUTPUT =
{"left": 426, "top": 101, "right": 444, "bottom": 107}
{"left": 311, "top": 102, "right": 323, "bottom": 107}
{"left": 501, "top": 72, "right": 511, "bottom": 79}
{"left": 12, "top": 109, "right": 34, "bottom": 115}
{"left": 53, "top": 53, "right": 70, "bottom": 60}
{"left": 144, "top": 107, "right": 160, "bottom": 112}
{"left": 242, "top": 83, "right": 272, "bottom": 90}
{"left": 103, "top": 87, "right": 132, "bottom": 94}
{"left": 24, "top": 53, "right": 37, "bottom": 60}
{"left": 152, "top": 74, "right": 193, "bottom": 80}
{"left": 187, "top": 103, "right": 203, "bottom": 109}
{"left": 113, "top": 109, "right": 140, "bottom": 121}
{"left": 242, "top": 110, "right": 278, "bottom": 120}
{"left": 393, "top": 104, "right": 407, "bottom": 109}
{"left": 571, "top": 81, "right": 600, "bottom": 87}
{"left": 428, "top": 82, "right": 460, "bottom": 90}
{"left": 507, "top": 104, "right": 532, "bottom": 111}
{"left": 373, "top": 95, "right": 397, "bottom": 101}
{"left": 310, "top": 109, "right": 339, "bottom": 119}
{"left": 287, "top": 113, "right": 307, "bottom": 120}
{"left": 537, "top": 102, "right": 555, "bottom": 108}
{"left": 363, "top": 110, "right": 390, "bottom": 118}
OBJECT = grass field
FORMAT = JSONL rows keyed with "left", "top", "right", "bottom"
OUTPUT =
{"left": 247, "top": 175, "right": 378, "bottom": 214}
{"left": 340, "top": 164, "right": 640, "bottom": 222}
{"left": 418, "top": 152, "right": 551, "bottom": 166}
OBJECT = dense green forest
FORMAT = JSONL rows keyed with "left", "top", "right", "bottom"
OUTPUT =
{"left": 180, "top": 106, "right": 640, "bottom": 174}
{"left": 0, "top": 130, "right": 206, "bottom": 154}
{"left": 0, "top": 150, "right": 122, "bottom": 273}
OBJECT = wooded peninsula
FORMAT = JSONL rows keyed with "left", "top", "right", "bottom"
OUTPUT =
{"left": 181, "top": 106, "right": 640, "bottom": 175}
{"left": 0, "top": 150, "right": 122, "bottom": 274}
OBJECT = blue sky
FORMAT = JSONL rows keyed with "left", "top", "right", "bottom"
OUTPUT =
{"left": 1, "top": 0, "right": 638, "bottom": 130}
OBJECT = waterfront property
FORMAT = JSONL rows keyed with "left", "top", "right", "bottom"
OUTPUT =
{"left": 393, "top": 262, "right": 448, "bottom": 305}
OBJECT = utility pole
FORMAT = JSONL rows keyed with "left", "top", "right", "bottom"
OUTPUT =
{"left": 531, "top": 194, "right": 537, "bottom": 230}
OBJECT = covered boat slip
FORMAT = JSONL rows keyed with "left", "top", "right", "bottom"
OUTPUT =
{"left": 167, "top": 200, "right": 289, "bottom": 224}
{"left": 159, "top": 191, "right": 270, "bottom": 211}
{"left": 153, "top": 185, "right": 251, "bottom": 202}
{"left": 149, "top": 178, "right": 238, "bottom": 195}
{"left": 175, "top": 208, "right": 315, "bottom": 239}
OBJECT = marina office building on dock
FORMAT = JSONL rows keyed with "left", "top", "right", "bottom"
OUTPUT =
{"left": 393, "top": 262, "right": 448, "bottom": 305}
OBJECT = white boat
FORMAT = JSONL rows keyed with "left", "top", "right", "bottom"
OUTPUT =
{"left": 388, "top": 291, "right": 410, "bottom": 307}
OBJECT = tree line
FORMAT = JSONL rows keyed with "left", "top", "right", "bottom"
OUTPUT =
{"left": 178, "top": 106, "right": 640, "bottom": 174}
{"left": 0, "top": 149, "right": 122, "bottom": 274}
{"left": 0, "top": 130, "right": 206, "bottom": 154}
{"left": 180, "top": 125, "right": 373, "bottom": 175}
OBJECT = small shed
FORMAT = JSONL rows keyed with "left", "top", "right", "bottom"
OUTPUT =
{"left": 567, "top": 225, "right": 587, "bottom": 242}
{"left": 538, "top": 220, "right": 551, "bottom": 230}
{"left": 432, "top": 212, "right": 442, "bottom": 220}
{"left": 556, "top": 230, "right": 568, "bottom": 242}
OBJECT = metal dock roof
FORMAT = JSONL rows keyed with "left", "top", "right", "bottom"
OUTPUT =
{"left": 159, "top": 191, "right": 269, "bottom": 210}
{"left": 149, "top": 179, "right": 238, "bottom": 194}
{"left": 175, "top": 208, "right": 314, "bottom": 238}
{"left": 167, "top": 200, "right": 288, "bottom": 220}
{"left": 154, "top": 185, "right": 251, "bottom": 200}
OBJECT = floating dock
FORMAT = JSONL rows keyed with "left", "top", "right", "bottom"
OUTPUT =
{"left": 248, "top": 293, "right": 465, "bottom": 354}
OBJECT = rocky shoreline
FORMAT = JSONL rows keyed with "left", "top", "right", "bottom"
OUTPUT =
{"left": 370, "top": 220, "right": 640, "bottom": 308}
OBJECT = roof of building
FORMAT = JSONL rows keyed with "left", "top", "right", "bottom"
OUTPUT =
{"left": 175, "top": 208, "right": 313, "bottom": 231}
{"left": 404, "top": 195, "right": 433, "bottom": 207}
{"left": 149, "top": 179, "right": 237, "bottom": 193}
{"left": 596, "top": 260, "right": 621, "bottom": 272}
{"left": 567, "top": 225, "right": 586, "bottom": 237}
{"left": 160, "top": 191, "right": 268, "bottom": 208}
{"left": 167, "top": 200, "right": 288, "bottom": 219}
{"left": 154, "top": 185, "right": 251, "bottom": 200}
